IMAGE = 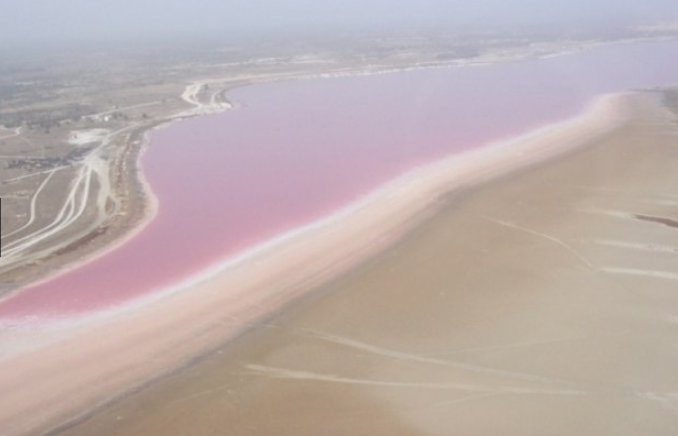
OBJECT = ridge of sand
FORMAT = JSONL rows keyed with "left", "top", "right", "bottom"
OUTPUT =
{"left": 0, "top": 92, "right": 635, "bottom": 436}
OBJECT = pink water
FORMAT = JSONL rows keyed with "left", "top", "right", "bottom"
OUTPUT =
{"left": 1, "top": 39, "right": 677, "bottom": 317}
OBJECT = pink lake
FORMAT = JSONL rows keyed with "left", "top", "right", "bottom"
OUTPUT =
{"left": 1, "top": 39, "right": 677, "bottom": 317}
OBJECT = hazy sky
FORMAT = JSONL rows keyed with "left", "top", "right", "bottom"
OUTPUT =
{"left": 2, "top": 0, "right": 677, "bottom": 44}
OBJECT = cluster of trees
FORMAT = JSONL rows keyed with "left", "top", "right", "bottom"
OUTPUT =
{"left": 0, "top": 83, "right": 26, "bottom": 101}
{"left": 663, "top": 89, "right": 678, "bottom": 114}
{"left": 436, "top": 47, "right": 481, "bottom": 61}
{"left": 1, "top": 104, "right": 92, "bottom": 132}
{"left": 6, "top": 146, "right": 92, "bottom": 171}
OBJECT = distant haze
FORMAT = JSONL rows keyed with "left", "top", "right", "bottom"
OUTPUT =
{"left": 2, "top": 0, "right": 677, "bottom": 44}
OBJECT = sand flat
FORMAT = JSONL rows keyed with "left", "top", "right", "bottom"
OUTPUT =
{"left": 42, "top": 93, "right": 678, "bottom": 435}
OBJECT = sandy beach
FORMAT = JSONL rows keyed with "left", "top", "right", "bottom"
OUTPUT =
{"left": 0, "top": 89, "right": 649, "bottom": 435}
{"left": 44, "top": 90, "right": 678, "bottom": 436}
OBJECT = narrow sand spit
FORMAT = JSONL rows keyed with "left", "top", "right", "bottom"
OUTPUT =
{"left": 0, "top": 92, "right": 635, "bottom": 436}
{"left": 51, "top": 91, "right": 678, "bottom": 436}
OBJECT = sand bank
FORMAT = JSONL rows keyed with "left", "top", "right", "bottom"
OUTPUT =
{"left": 55, "top": 91, "right": 678, "bottom": 436}
{"left": 0, "top": 91, "right": 635, "bottom": 435}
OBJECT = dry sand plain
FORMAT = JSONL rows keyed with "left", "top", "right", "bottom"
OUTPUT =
{"left": 44, "top": 93, "right": 678, "bottom": 436}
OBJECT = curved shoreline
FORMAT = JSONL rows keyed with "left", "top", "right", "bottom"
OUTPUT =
{"left": 3, "top": 36, "right": 675, "bottom": 316}
{"left": 0, "top": 129, "right": 160, "bottom": 304}
{"left": 1, "top": 36, "right": 669, "bottom": 305}
{"left": 69, "top": 92, "right": 635, "bottom": 321}
{"left": 0, "top": 91, "right": 637, "bottom": 436}
{"left": 0, "top": 122, "right": 160, "bottom": 303}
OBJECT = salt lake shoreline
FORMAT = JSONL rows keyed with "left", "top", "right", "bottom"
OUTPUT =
{"left": 2, "top": 35, "right": 675, "bottom": 436}
{"left": 0, "top": 89, "right": 639, "bottom": 436}
{"left": 1, "top": 35, "right": 669, "bottom": 306}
